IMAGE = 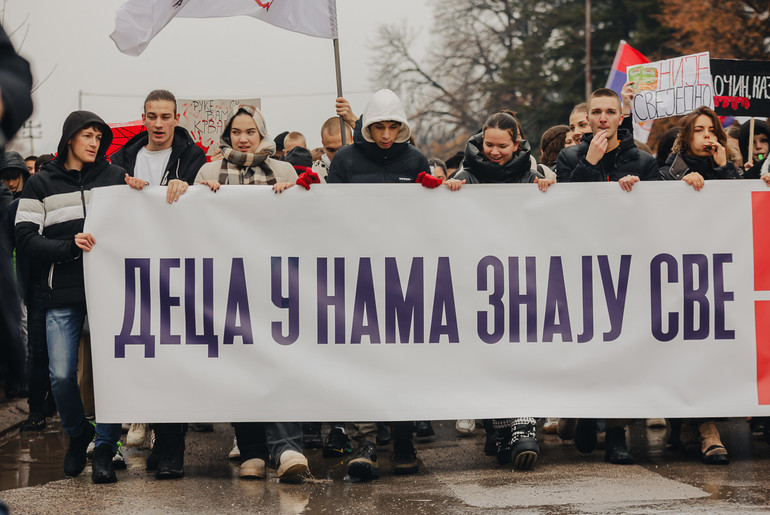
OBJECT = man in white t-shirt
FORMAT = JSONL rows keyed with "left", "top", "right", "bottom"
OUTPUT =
{"left": 112, "top": 89, "right": 205, "bottom": 203}
{"left": 109, "top": 90, "right": 206, "bottom": 480}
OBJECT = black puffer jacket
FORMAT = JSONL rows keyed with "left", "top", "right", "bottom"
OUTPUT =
{"left": 659, "top": 153, "right": 741, "bottom": 181}
{"left": 556, "top": 128, "right": 659, "bottom": 183}
{"left": 110, "top": 126, "right": 206, "bottom": 185}
{"left": 15, "top": 111, "right": 126, "bottom": 308}
{"left": 453, "top": 132, "right": 542, "bottom": 184}
{"left": 327, "top": 118, "right": 430, "bottom": 183}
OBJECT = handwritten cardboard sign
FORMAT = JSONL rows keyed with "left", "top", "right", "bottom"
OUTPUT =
{"left": 711, "top": 59, "right": 770, "bottom": 117}
{"left": 178, "top": 98, "right": 261, "bottom": 157}
{"left": 627, "top": 52, "right": 713, "bottom": 123}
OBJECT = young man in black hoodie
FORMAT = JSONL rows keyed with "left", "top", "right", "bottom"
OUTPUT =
{"left": 111, "top": 89, "right": 205, "bottom": 203}
{"left": 15, "top": 111, "right": 128, "bottom": 484}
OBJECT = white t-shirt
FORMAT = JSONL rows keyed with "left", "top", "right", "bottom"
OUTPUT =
{"left": 134, "top": 147, "right": 173, "bottom": 185}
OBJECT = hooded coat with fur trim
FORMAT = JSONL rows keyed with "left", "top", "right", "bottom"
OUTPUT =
{"left": 326, "top": 90, "right": 430, "bottom": 183}
{"left": 14, "top": 111, "right": 126, "bottom": 307}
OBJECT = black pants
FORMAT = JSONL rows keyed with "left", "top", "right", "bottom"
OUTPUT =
{"left": 25, "top": 288, "right": 52, "bottom": 417}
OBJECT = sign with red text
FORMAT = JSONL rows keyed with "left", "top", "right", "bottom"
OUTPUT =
{"left": 83, "top": 182, "right": 770, "bottom": 423}
{"left": 628, "top": 52, "right": 714, "bottom": 123}
{"left": 178, "top": 98, "right": 261, "bottom": 158}
{"left": 711, "top": 59, "right": 770, "bottom": 117}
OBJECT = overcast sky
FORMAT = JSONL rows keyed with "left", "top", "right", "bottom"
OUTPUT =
{"left": 5, "top": 0, "right": 433, "bottom": 155}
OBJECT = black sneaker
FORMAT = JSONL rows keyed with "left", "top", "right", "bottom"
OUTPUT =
{"left": 157, "top": 445, "right": 185, "bottom": 480}
{"left": 112, "top": 447, "right": 127, "bottom": 470}
{"left": 574, "top": 418, "right": 598, "bottom": 454}
{"left": 146, "top": 447, "right": 161, "bottom": 471}
{"left": 347, "top": 442, "right": 380, "bottom": 481}
{"left": 495, "top": 426, "right": 513, "bottom": 465}
{"left": 323, "top": 427, "right": 352, "bottom": 457}
{"left": 391, "top": 439, "right": 418, "bottom": 475}
{"left": 415, "top": 421, "right": 436, "bottom": 441}
{"left": 483, "top": 422, "right": 498, "bottom": 456}
{"left": 303, "top": 423, "right": 323, "bottom": 449}
{"left": 510, "top": 419, "right": 539, "bottom": 470}
{"left": 19, "top": 414, "right": 46, "bottom": 432}
{"left": 376, "top": 423, "right": 391, "bottom": 446}
{"left": 92, "top": 444, "right": 118, "bottom": 484}
{"left": 64, "top": 423, "right": 95, "bottom": 477}
{"left": 604, "top": 427, "right": 633, "bottom": 464}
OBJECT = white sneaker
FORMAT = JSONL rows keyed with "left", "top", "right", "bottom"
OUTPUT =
{"left": 277, "top": 450, "right": 309, "bottom": 483}
{"left": 228, "top": 437, "right": 240, "bottom": 460}
{"left": 126, "top": 423, "right": 147, "bottom": 448}
{"left": 455, "top": 419, "right": 475, "bottom": 435}
{"left": 86, "top": 440, "right": 95, "bottom": 459}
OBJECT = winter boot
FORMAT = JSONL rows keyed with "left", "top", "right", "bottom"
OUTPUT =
{"left": 604, "top": 426, "right": 633, "bottom": 464}
{"left": 699, "top": 421, "right": 729, "bottom": 465}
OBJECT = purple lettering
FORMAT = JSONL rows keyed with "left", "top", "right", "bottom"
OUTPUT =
{"left": 271, "top": 257, "right": 299, "bottom": 345}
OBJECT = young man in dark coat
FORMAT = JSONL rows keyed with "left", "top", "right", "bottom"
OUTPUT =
{"left": 556, "top": 88, "right": 659, "bottom": 189}
{"left": 114, "top": 90, "right": 206, "bottom": 479}
{"left": 15, "top": 111, "right": 129, "bottom": 484}
{"left": 111, "top": 89, "right": 205, "bottom": 203}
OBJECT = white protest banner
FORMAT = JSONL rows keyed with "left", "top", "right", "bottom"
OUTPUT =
{"left": 84, "top": 182, "right": 770, "bottom": 423}
{"left": 628, "top": 52, "right": 714, "bottom": 123}
{"left": 177, "top": 98, "right": 261, "bottom": 158}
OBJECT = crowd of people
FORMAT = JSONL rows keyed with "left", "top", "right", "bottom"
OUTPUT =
{"left": 2, "top": 76, "right": 770, "bottom": 488}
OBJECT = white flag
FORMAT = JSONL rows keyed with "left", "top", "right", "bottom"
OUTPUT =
{"left": 111, "top": 0, "right": 338, "bottom": 56}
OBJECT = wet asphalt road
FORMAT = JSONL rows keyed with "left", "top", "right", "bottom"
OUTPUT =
{"left": 1, "top": 418, "right": 770, "bottom": 514}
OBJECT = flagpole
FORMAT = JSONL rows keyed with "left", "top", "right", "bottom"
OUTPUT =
{"left": 333, "top": 38, "right": 346, "bottom": 146}
{"left": 749, "top": 117, "right": 756, "bottom": 166}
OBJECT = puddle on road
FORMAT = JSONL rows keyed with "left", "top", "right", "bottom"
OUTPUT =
{"left": 0, "top": 427, "right": 67, "bottom": 491}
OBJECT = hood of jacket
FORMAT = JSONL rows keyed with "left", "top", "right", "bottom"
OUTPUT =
{"left": 461, "top": 131, "right": 535, "bottom": 183}
{"left": 56, "top": 111, "right": 112, "bottom": 164}
{"left": 361, "top": 89, "right": 411, "bottom": 144}
{"left": 739, "top": 119, "right": 770, "bottom": 163}
{"left": 0, "top": 151, "right": 30, "bottom": 181}
{"left": 220, "top": 104, "right": 276, "bottom": 155}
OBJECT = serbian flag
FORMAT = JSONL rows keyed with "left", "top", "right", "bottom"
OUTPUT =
{"left": 605, "top": 40, "right": 649, "bottom": 93}
{"left": 111, "top": 0, "right": 338, "bottom": 56}
{"left": 605, "top": 41, "right": 652, "bottom": 143}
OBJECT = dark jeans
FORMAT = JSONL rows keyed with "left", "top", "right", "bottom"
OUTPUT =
{"left": 25, "top": 289, "right": 52, "bottom": 417}
{"left": 46, "top": 305, "right": 121, "bottom": 451}
{"left": 233, "top": 422, "right": 302, "bottom": 463}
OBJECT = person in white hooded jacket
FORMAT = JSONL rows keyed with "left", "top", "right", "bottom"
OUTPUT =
{"left": 326, "top": 89, "right": 431, "bottom": 184}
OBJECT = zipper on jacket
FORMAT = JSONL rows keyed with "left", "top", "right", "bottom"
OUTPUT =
{"left": 79, "top": 170, "right": 87, "bottom": 217}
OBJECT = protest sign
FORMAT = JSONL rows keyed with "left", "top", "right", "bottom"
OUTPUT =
{"left": 711, "top": 59, "right": 770, "bottom": 117}
{"left": 178, "top": 98, "right": 261, "bottom": 158}
{"left": 84, "top": 182, "right": 770, "bottom": 423}
{"left": 628, "top": 52, "right": 713, "bottom": 123}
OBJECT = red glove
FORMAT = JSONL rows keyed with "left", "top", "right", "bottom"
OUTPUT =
{"left": 296, "top": 170, "right": 320, "bottom": 190}
{"left": 416, "top": 171, "right": 443, "bottom": 189}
